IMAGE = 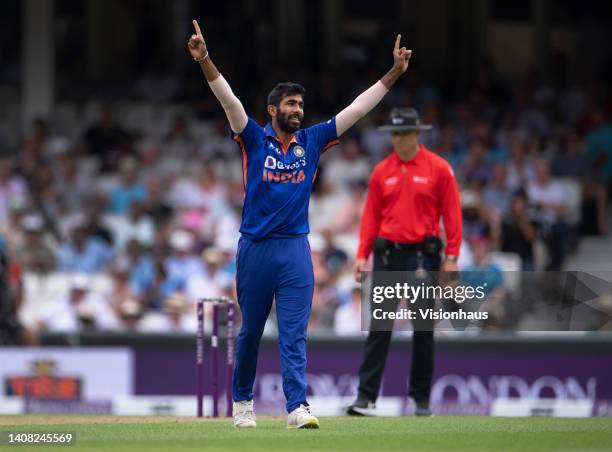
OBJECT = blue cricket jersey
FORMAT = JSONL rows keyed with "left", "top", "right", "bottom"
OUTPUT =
{"left": 232, "top": 117, "right": 339, "bottom": 241}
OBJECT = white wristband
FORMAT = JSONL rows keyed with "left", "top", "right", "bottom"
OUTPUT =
{"left": 194, "top": 51, "right": 209, "bottom": 62}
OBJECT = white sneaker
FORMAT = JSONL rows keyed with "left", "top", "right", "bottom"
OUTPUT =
{"left": 287, "top": 404, "right": 319, "bottom": 429}
{"left": 233, "top": 400, "right": 256, "bottom": 428}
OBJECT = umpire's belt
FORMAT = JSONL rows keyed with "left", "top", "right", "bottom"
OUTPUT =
{"left": 374, "top": 238, "right": 424, "bottom": 253}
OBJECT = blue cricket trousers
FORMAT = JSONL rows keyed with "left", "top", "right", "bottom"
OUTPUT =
{"left": 233, "top": 235, "right": 314, "bottom": 413}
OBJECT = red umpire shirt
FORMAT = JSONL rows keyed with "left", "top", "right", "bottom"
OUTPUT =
{"left": 357, "top": 144, "right": 462, "bottom": 260}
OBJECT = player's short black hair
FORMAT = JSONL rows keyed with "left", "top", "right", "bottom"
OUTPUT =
{"left": 267, "top": 82, "right": 306, "bottom": 107}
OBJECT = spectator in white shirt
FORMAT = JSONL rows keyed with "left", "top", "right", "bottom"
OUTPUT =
{"left": 334, "top": 285, "right": 365, "bottom": 337}
{"left": 138, "top": 292, "right": 196, "bottom": 333}
{"left": 322, "top": 137, "right": 370, "bottom": 193}
{"left": 0, "top": 158, "right": 29, "bottom": 231}
{"left": 164, "top": 229, "right": 205, "bottom": 294}
{"left": 507, "top": 139, "right": 535, "bottom": 191}
{"left": 116, "top": 298, "right": 144, "bottom": 331}
{"left": 185, "top": 247, "right": 233, "bottom": 306}
{"left": 528, "top": 159, "right": 567, "bottom": 224}
{"left": 112, "top": 201, "right": 155, "bottom": 251}
{"left": 527, "top": 158, "right": 568, "bottom": 270}
{"left": 39, "top": 275, "right": 119, "bottom": 332}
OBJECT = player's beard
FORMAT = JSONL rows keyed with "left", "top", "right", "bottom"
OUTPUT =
{"left": 277, "top": 109, "right": 302, "bottom": 134}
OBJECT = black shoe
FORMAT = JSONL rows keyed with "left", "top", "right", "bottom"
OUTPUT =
{"left": 346, "top": 396, "right": 376, "bottom": 416}
{"left": 414, "top": 401, "right": 433, "bottom": 417}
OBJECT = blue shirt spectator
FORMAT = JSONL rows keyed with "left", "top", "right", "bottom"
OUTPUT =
{"left": 58, "top": 226, "right": 114, "bottom": 273}
{"left": 462, "top": 263, "right": 503, "bottom": 296}
{"left": 162, "top": 230, "right": 205, "bottom": 295}
{"left": 461, "top": 237, "right": 504, "bottom": 296}
{"left": 134, "top": 247, "right": 177, "bottom": 310}
{"left": 586, "top": 109, "right": 612, "bottom": 182}
{"left": 481, "top": 163, "right": 512, "bottom": 216}
{"left": 107, "top": 158, "right": 148, "bottom": 214}
{"left": 129, "top": 254, "right": 156, "bottom": 296}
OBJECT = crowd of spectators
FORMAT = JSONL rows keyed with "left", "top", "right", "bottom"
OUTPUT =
{"left": 1, "top": 62, "right": 611, "bottom": 342}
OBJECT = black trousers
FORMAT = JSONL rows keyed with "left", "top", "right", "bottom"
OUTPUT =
{"left": 356, "top": 245, "right": 441, "bottom": 405}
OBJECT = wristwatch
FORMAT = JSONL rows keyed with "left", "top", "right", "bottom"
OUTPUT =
{"left": 445, "top": 255, "right": 458, "bottom": 262}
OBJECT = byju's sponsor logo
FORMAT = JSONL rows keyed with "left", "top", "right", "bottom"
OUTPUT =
{"left": 276, "top": 158, "right": 306, "bottom": 170}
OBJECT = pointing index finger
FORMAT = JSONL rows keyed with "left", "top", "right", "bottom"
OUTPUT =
{"left": 394, "top": 34, "right": 401, "bottom": 50}
{"left": 193, "top": 19, "right": 202, "bottom": 37}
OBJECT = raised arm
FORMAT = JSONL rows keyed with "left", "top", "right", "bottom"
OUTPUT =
{"left": 188, "top": 19, "right": 248, "bottom": 133}
{"left": 335, "top": 34, "right": 412, "bottom": 136}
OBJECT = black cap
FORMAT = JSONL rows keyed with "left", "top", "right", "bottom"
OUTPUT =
{"left": 377, "top": 108, "right": 432, "bottom": 132}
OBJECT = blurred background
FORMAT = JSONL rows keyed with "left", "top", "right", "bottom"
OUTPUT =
{"left": 0, "top": 0, "right": 611, "bottom": 417}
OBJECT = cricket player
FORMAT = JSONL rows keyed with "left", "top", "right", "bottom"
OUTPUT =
{"left": 187, "top": 19, "right": 411, "bottom": 428}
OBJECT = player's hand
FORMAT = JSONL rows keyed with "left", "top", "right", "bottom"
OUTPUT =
{"left": 392, "top": 34, "right": 412, "bottom": 73}
{"left": 353, "top": 259, "right": 368, "bottom": 282}
{"left": 439, "top": 259, "right": 459, "bottom": 286}
{"left": 188, "top": 19, "right": 208, "bottom": 60}
{"left": 442, "top": 259, "right": 458, "bottom": 273}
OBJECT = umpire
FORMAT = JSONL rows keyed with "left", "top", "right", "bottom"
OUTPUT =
{"left": 347, "top": 108, "right": 462, "bottom": 417}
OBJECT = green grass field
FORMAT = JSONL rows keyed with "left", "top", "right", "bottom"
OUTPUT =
{"left": 1, "top": 416, "right": 611, "bottom": 451}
